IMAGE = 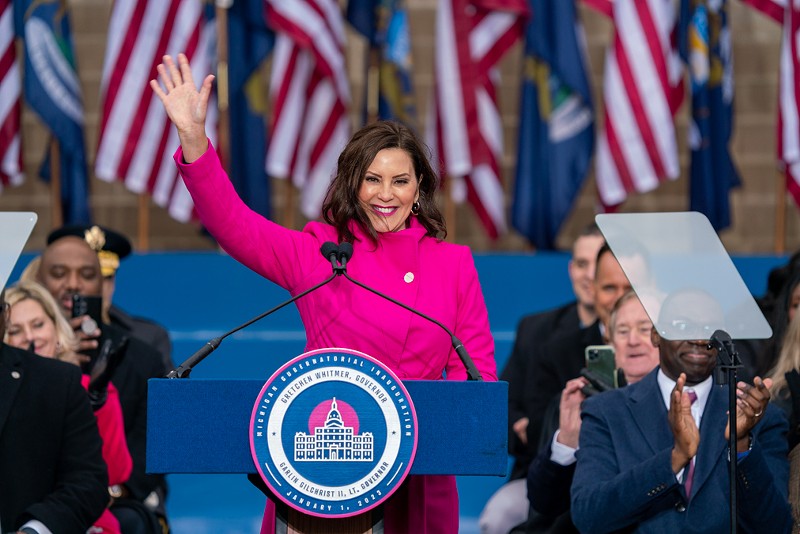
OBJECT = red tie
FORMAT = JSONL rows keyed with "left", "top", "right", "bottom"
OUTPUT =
{"left": 684, "top": 389, "right": 698, "bottom": 498}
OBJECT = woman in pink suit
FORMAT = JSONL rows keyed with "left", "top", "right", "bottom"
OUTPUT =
{"left": 4, "top": 281, "right": 132, "bottom": 534}
{"left": 152, "top": 53, "right": 496, "bottom": 533}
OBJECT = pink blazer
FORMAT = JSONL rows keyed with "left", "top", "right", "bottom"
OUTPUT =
{"left": 175, "top": 144, "right": 496, "bottom": 533}
{"left": 81, "top": 376, "right": 132, "bottom": 534}
{"left": 175, "top": 145, "right": 496, "bottom": 382}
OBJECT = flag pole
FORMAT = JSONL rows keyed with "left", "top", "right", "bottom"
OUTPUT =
{"left": 282, "top": 181, "right": 297, "bottom": 230}
{"left": 776, "top": 168, "right": 787, "bottom": 254}
{"left": 49, "top": 139, "right": 63, "bottom": 228}
{"left": 216, "top": 0, "right": 231, "bottom": 174}
{"left": 138, "top": 194, "right": 150, "bottom": 251}
{"left": 366, "top": 47, "right": 380, "bottom": 125}
{"left": 445, "top": 175, "right": 456, "bottom": 242}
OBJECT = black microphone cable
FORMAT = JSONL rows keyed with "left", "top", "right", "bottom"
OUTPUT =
{"left": 336, "top": 241, "right": 483, "bottom": 381}
{"left": 167, "top": 242, "right": 344, "bottom": 378}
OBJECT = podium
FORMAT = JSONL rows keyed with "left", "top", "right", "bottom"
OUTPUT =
{"left": 147, "top": 378, "right": 507, "bottom": 531}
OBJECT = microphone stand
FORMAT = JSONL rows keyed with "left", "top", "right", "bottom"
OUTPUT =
{"left": 167, "top": 244, "right": 344, "bottom": 378}
{"left": 710, "top": 329, "right": 741, "bottom": 534}
{"left": 336, "top": 244, "right": 482, "bottom": 381}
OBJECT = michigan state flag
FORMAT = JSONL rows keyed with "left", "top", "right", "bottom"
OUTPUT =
{"left": 15, "top": 0, "right": 90, "bottom": 224}
{"left": 680, "top": 0, "right": 740, "bottom": 232}
{"left": 512, "top": 0, "right": 594, "bottom": 250}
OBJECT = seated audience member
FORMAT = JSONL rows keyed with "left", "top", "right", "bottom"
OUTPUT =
{"left": 46, "top": 225, "right": 174, "bottom": 370}
{"left": 0, "top": 287, "right": 108, "bottom": 533}
{"left": 35, "top": 230, "right": 168, "bottom": 533}
{"left": 767, "top": 310, "right": 800, "bottom": 449}
{"left": 525, "top": 291, "right": 659, "bottom": 533}
{"left": 523, "top": 244, "right": 632, "bottom": 452}
{"left": 571, "top": 289, "right": 792, "bottom": 533}
{"left": 5, "top": 280, "right": 133, "bottom": 534}
{"left": 762, "top": 271, "right": 800, "bottom": 379}
{"left": 480, "top": 225, "right": 604, "bottom": 534}
{"left": 767, "top": 311, "right": 800, "bottom": 531}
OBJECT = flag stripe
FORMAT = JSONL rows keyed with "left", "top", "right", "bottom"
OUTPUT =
{"left": 594, "top": 0, "right": 680, "bottom": 209}
{"left": 431, "top": 0, "right": 528, "bottom": 238}
{"left": 265, "top": 0, "right": 350, "bottom": 219}
{"left": 96, "top": 0, "right": 215, "bottom": 222}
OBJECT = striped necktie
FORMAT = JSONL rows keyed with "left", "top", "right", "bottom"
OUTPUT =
{"left": 684, "top": 389, "right": 698, "bottom": 498}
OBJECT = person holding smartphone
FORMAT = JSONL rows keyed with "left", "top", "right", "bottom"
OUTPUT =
{"left": 34, "top": 231, "right": 168, "bottom": 534}
{"left": 4, "top": 280, "right": 132, "bottom": 534}
{"left": 525, "top": 291, "right": 660, "bottom": 533}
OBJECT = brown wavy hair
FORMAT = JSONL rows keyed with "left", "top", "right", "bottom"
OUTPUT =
{"left": 321, "top": 120, "right": 446, "bottom": 244}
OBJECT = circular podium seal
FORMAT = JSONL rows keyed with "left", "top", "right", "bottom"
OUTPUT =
{"left": 250, "top": 348, "right": 418, "bottom": 518}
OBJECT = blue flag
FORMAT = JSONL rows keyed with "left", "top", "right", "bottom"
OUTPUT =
{"left": 679, "top": 0, "right": 740, "bottom": 231}
{"left": 227, "top": 0, "right": 274, "bottom": 219}
{"left": 347, "top": 0, "right": 417, "bottom": 126}
{"left": 15, "top": 0, "right": 90, "bottom": 224}
{"left": 512, "top": 0, "right": 594, "bottom": 250}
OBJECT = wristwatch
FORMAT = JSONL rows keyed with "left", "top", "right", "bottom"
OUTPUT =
{"left": 109, "top": 484, "right": 125, "bottom": 499}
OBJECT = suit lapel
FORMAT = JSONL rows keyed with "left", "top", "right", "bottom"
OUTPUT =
{"left": 628, "top": 372, "right": 673, "bottom": 455}
{"left": 0, "top": 345, "right": 24, "bottom": 437}
{"left": 690, "top": 382, "right": 728, "bottom": 497}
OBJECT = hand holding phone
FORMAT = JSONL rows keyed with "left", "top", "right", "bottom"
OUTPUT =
{"left": 71, "top": 294, "right": 103, "bottom": 367}
{"left": 583, "top": 345, "right": 618, "bottom": 395}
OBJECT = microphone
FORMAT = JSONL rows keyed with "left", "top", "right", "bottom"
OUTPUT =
{"left": 335, "top": 242, "right": 483, "bottom": 381}
{"left": 321, "top": 241, "right": 339, "bottom": 272}
{"left": 338, "top": 241, "right": 353, "bottom": 267}
{"left": 166, "top": 242, "right": 343, "bottom": 378}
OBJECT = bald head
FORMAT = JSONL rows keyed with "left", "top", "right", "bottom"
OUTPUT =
{"left": 38, "top": 236, "right": 103, "bottom": 316}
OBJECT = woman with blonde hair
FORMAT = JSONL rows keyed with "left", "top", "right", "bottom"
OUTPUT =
{"left": 4, "top": 280, "right": 132, "bottom": 534}
{"left": 768, "top": 311, "right": 800, "bottom": 533}
{"left": 5, "top": 279, "right": 81, "bottom": 364}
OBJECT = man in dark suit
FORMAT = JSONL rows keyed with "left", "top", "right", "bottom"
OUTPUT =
{"left": 0, "top": 288, "right": 109, "bottom": 533}
{"left": 523, "top": 243, "right": 632, "bottom": 452}
{"left": 504, "top": 225, "right": 605, "bottom": 477}
{"left": 36, "top": 232, "right": 168, "bottom": 533}
{"left": 480, "top": 226, "right": 604, "bottom": 533}
{"left": 571, "top": 291, "right": 792, "bottom": 532}
{"left": 46, "top": 225, "right": 174, "bottom": 371}
{"left": 525, "top": 291, "right": 660, "bottom": 533}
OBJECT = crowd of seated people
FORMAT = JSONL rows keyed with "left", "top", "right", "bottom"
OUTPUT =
{"left": 487, "top": 249, "right": 800, "bottom": 534}
{"left": 2, "top": 225, "right": 170, "bottom": 534}
{"left": 9, "top": 222, "right": 800, "bottom": 533}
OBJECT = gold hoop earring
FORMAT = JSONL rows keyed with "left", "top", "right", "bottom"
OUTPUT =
{"left": 411, "top": 201, "right": 420, "bottom": 215}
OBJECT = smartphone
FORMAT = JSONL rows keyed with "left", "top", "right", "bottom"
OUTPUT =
{"left": 584, "top": 345, "right": 618, "bottom": 390}
{"left": 72, "top": 294, "right": 103, "bottom": 369}
{"left": 72, "top": 294, "right": 102, "bottom": 326}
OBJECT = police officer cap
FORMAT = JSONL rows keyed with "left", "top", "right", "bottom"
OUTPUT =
{"left": 47, "top": 225, "right": 132, "bottom": 277}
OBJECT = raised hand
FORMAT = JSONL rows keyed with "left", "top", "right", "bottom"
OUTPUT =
{"left": 725, "top": 376, "right": 772, "bottom": 452}
{"left": 669, "top": 373, "right": 699, "bottom": 473}
{"left": 150, "top": 53, "right": 214, "bottom": 162}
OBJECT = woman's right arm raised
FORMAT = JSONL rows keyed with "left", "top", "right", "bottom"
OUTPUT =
{"left": 150, "top": 53, "right": 214, "bottom": 163}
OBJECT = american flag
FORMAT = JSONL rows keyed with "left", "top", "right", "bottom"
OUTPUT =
{"left": 428, "top": 0, "right": 529, "bottom": 239}
{"left": 0, "top": 0, "right": 22, "bottom": 190}
{"left": 590, "top": 0, "right": 684, "bottom": 209}
{"left": 744, "top": 0, "right": 800, "bottom": 208}
{"left": 94, "top": 0, "right": 217, "bottom": 223}
{"left": 265, "top": 0, "right": 350, "bottom": 220}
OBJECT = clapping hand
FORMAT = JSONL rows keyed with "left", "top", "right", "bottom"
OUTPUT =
{"left": 669, "top": 373, "right": 699, "bottom": 473}
{"left": 725, "top": 376, "right": 772, "bottom": 452}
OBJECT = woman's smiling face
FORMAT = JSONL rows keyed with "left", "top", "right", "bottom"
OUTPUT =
{"left": 358, "top": 148, "right": 419, "bottom": 233}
